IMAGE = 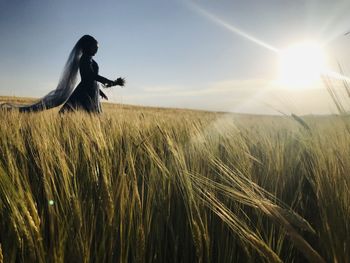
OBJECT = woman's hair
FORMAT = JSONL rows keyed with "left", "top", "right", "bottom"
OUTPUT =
{"left": 79, "top": 35, "right": 98, "bottom": 54}
{"left": 1, "top": 35, "right": 97, "bottom": 112}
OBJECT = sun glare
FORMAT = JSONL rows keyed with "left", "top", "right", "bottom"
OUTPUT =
{"left": 278, "top": 42, "right": 328, "bottom": 89}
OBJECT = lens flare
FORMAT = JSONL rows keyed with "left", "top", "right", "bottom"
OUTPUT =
{"left": 187, "top": 2, "right": 279, "bottom": 53}
{"left": 278, "top": 42, "right": 327, "bottom": 88}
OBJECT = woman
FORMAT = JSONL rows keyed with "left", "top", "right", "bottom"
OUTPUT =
{"left": 59, "top": 35, "right": 125, "bottom": 113}
{"left": 1, "top": 35, "right": 124, "bottom": 113}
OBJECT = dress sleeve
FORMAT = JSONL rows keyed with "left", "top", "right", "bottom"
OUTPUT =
{"left": 96, "top": 75, "right": 112, "bottom": 85}
{"left": 80, "top": 56, "right": 112, "bottom": 85}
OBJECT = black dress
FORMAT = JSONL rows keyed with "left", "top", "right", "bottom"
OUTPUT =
{"left": 59, "top": 54, "right": 111, "bottom": 113}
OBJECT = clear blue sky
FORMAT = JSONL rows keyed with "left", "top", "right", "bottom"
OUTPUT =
{"left": 1, "top": 0, "right": 350, "bottom": 114}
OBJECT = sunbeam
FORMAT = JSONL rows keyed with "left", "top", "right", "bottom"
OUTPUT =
{"left": 316, "top": 1, "right": 350, "bottom": 45}
{"left": 187, "top": 2, "right": 280, "bottom": 53}
{"left": 324, "top": 71, "right": 350, "bottom": 82}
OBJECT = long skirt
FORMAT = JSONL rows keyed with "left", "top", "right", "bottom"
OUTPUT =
{"left": 59, "top": 81, "right": 101, "bottom": 113}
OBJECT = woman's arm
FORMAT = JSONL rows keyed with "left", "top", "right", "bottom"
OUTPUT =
{"left": 80, "top": 56, "right": 114, "bottom": 86}
{"left": 96, "top": 75, "right": 113, "bottom": 86}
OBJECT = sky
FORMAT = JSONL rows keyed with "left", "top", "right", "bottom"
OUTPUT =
{"left": 1, "top": 0, "right": 350, "bottom": 114}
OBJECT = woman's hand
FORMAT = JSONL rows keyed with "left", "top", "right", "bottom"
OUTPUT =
{"left": 104, "top": 78, "right": 125, "bottom": 88}
{"left": 114, "top": 77, "right": 125, "bottom": 87}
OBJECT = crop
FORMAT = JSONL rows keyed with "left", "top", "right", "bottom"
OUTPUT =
{"left": 0, "top": 100, "right": 349, "bottom": 262}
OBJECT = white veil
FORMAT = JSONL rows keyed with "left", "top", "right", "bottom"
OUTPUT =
{"left": 1, "top": 37, "right": 87, "bottom": 112}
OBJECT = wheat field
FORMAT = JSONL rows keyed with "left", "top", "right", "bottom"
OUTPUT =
{"left": 0, "top": 97, "right": 349, "bottom": 262}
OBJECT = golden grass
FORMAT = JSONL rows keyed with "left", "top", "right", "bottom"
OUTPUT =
{"left": 0, "top": 96, "right": 349, "bottom": 262}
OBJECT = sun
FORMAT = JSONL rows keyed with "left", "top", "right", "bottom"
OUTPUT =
{"left": 277, "top": 42, "right": 328, "bottom": 89}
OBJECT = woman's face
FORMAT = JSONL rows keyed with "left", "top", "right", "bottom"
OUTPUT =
{"left": 88, "top": 42, "right": 99, "bottom": 56}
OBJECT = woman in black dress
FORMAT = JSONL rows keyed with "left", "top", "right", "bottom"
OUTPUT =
{"left": 59, "top": 35, "right": 124, "bottom": 113}
{"left": 1, "top": 35, "right": 124, "bottom": 113}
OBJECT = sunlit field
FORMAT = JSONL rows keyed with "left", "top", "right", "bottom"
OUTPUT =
{"left": 0, "top": 96, "right": 349, "bottom": 263}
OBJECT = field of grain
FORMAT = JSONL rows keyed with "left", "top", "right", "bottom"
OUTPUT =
{"left": 0, "top": 97, "right": 349, "bottom": 262}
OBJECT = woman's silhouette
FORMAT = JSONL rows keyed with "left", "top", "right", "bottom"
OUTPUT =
{"left": 59, "top": 35, "right": 124, "bottom": 113}
{"left": 1, "top": 35, "right": 124, "bottom": 113}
